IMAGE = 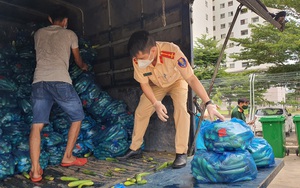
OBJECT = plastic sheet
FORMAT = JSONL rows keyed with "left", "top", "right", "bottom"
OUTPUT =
{"left": 191, "top": 150, "right": 257, "bottom": 183}
{"left": 247, "top": 137, "right": 275, "bottom": 168}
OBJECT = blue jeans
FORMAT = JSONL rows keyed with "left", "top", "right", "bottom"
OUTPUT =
{"left": 31, "top": 81, "right": 84, "bottom": 124}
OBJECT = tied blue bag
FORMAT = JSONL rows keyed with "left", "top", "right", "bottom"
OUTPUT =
{"left": 204, "top": 118, "right": 254, "bottom": 153}
{"left": 247, "top": 137, "right": 275, "bottom": 168}
{"left": 191, "top": 150, "right": 257, "bottom": 183}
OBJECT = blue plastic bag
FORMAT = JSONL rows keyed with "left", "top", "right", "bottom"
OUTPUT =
{"left": 247, "top": 137, "right": 275, "bottom": 168}
{"left": 191, "top": 150, "right": 257, "bottom": 183}
{"left": 204, "top": 118, "right": 254, "bottom": 153}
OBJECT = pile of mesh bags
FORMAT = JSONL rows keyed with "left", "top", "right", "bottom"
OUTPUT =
{"left": 0, "top": 24, "right": 134, "bottom": 179}
{"left": 192, "top": 118, "right": 275, "bottom": 183}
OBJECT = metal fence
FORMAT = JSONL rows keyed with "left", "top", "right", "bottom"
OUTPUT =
{"left": 199, "top": 71, "right": 300, "bottom": 118}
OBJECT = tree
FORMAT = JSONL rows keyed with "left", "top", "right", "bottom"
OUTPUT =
{"left": 262, "top": 0, "right": 300, "bottom": 18}
{"left": 200, "top": 70, "right": 268, "bottom": 115}
{"left": 193, "top": 35, "right": 228, "bottom": 80}
{"left": 229, "top": 21, "right": 300, "bottom": 69}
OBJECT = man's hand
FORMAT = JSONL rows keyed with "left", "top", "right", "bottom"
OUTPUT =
{"left": 81, "top": 63, "right": 88, "bottom": 71}
{"left": 206, "top": 104, "right": 225, "bottom": 121}
{"left": 153, "top": 101, "right": 169, "bottom": 122}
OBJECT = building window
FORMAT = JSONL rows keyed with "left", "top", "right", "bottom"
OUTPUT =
{"left": 241, "top": 8, "right": 248, "bottom": 14}
{"left": 230, "top": 63, "right": 235, "bottom": 68}
{"left": 206, "top": 14, "right": 208, "bottom": 20}
{"left": 228, "top": 11, "right": 233, "bottom": 17}
{"left": 213, "top": 26, "right": 216, "bottom": 31}
{"left": 220, "top": 13, "right": 225, "bottom": 19}
{"left": 228, "top": 43, "right": 234, "bottom": 48}
{"left": 206, "top": 27, "right": 209, "bottom": 34}
{"left": 213, "top": 36, "right": 216, "bottom": 40}
{"left": 240, "top": 19, "right": 248, "bottom": 25}
{"left": 228, "top": 1, "right": 233, "bottom": 6}
{"left": 221, "top": 34, "right": 226, "bottom": 39}
{"left": 242, "top": 62, "right": 249, "bottom": 67}
{"left": 213, "top": 6, "right": 215, "bottom": 11}
{"left": 220, "top": 3, "right": 225, "bottom": 9}
{"left": 205, "top": 1, "right": 208, "bottom": 7}
{"left": 241, "top": 29, "right": 248, "bottom": 35}
{"left": 213, "top": 16, "right": 215, "bottom": 21}
{"left": 252, "top": 17, "right": 259, "bottom": 23}
{"left": 228, "top": 22, "right": 232, "bottom": 27}
{"left": 221, "top": 23, "right": 226, "bottom": 29}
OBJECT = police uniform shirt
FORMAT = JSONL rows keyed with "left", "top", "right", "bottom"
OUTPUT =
{"left": 133, "top": 42, "right": 194, "bottom": 88}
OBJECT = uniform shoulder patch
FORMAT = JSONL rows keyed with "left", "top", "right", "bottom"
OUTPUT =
{"left": 177, "top": 57, "right": 187, "bottom": 68}
{"left": 238, "top": 108, "right": 243, "bottom": 113}
{"left": 160, "top": 51, "right": 175, "bottom": 59}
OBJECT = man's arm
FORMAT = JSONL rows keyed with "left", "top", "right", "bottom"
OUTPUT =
{"left": 71, "top": 47, "right": 88, "bottom": 71}
{"left": 186, "top": 74, "right": 225, "bottom": 121}
{"left": 140, "top": 83, "right": 169, "bottom": 122}
{"left": 140, "top": 83, "right": 157, "bottom": 105}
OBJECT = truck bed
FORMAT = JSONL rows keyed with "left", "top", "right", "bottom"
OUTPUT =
{"left": 0, "top": 152, "right": 284, "bottom": 188}
{"left": 0, "top": 151, "right": 175, "bottom": 188}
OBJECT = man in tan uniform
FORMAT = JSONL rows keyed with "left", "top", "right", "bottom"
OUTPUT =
{"left": 117, "top": 30, "right": 225, "bottom": 169}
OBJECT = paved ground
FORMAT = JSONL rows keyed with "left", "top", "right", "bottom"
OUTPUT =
{"left": 268, "top": 131, "right": 300, "bottom": 188}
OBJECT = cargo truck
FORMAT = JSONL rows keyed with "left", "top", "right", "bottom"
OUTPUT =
{"left": 0, "top": 0, "right": 285, "bottom": 187}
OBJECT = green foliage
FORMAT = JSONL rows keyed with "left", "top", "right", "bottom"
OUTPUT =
{"left": 193, "top": 34, "right": 226, "bottom": 67}
{"left": 262, "top": 0, "right": 300, "bottom": 15}
{"left": 229, "top": 21, "right": 300, "bottom": 70}
{"left": 268, "top": 64, "right": 300, "bottom": 73}
{"left": 193, "top": 35, "right": 227, "bottom": 80}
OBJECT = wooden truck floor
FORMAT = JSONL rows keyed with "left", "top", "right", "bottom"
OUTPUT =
{"left": 0, "top": 152, "right": 284, "bottom": 188}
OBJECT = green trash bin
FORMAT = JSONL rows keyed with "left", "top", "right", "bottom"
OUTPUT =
{"left": 259, "top": 115, "right": 286, "bottom": 158}
{"left": 293, "top": 115, "right": 300, "bottom": 156}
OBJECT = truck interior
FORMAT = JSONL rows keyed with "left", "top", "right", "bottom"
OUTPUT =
{"left": 0, "top": 0, "right": 286, "bottom": 187}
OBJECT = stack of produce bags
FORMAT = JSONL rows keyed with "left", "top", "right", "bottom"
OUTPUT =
{"left": 192, "top": 118, "right": 275, "bottom": 183}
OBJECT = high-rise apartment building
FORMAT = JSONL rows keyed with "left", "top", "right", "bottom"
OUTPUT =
{"left": 193, "top": 0, "right": 280, "bottom": 73}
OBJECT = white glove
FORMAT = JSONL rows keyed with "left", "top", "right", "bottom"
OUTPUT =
{"left": 206, "top": 103, "right": 225, "bottom": 121}
{"left": 153, "top": 101, "right": 169, "bottom": 122}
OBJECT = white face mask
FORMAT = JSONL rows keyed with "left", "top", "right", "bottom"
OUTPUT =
{"left": 137, "top": 51, "right": 154, "bottom": 69}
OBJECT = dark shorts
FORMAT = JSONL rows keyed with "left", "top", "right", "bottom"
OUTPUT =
{"left": 31, "top": 81, "right": 84, "bottom": 124}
